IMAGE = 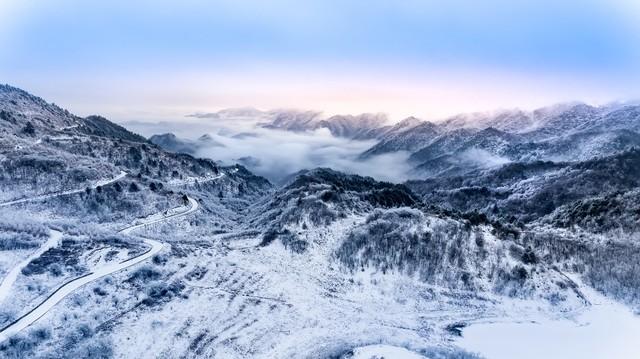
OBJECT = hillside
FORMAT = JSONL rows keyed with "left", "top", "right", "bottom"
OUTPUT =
{"left": 1, "top": 85, "right": 640, "bottom": 359}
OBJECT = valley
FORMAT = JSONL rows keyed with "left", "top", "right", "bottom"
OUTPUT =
{"left": 0, "top": 84, "right": 639, "bottom": 358}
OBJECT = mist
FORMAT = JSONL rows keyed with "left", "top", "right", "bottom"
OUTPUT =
{"left": 194, "top": 127, "right": 412, "bottom": 184}
{"left": 128, "top": 119, "right": 413, "bottom": 184}
{"left": 124, "top": 109, "right": 414, "bottom": 184}
{"left": 457, "top": 148, "right": 511, "bottom": 168}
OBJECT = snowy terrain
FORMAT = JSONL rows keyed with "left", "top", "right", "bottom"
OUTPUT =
{"left": 0, "top": 230, "right": 62, "bottom": 304}
{"left": 1, "top": 84, "right": 640, "bottom": 359}
{"left": 458, "top": 275, "right": 640, "bottom": 359}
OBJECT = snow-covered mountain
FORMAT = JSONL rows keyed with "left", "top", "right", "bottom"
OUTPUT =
{"left": 353, "top": 102, "right": 640, "bottom": 178}
{"left": 0, "top": 84, "right": 81, "bottom": 135}
{"left": 2, "top": 85, "right": 640, "bottom": 359}
{"left": 360, "top": 119, "right": 442, "bottom": 158}
{"left": 439, "top": 109, "right": 536, "bottom": 133}
{"left": 188, "top": 108, "right": 392, "bottom": 140}
{"left": 406, "top": 149, "right": 640, "bottom": 224}
{"left": 0, "top": 84, "right": 270, "bottom": 204}
{"left": 149, "top": 133, "right": 224, "bottom": 155}
{"left": 317, "top": 113, "right": 388, "bottom": 139}
{"left": 260, "top": 110, "right": 390, "bottom": 139}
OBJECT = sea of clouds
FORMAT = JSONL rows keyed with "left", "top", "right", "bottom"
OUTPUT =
{"left": 124, "top": 116, "right": 413, "bottom": 184}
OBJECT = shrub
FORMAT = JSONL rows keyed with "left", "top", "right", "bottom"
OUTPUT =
{"left": 522, "top": 247, "right": 538, "bottom": 264}
{"left": 93, "top": 286, "right": 108, "bottom": 296}
{"left": 142, "top": 281, "right": 185, "bottom": 307}
{"left": 22, "top": 121, "right": 35, "bottom": 135}
{"left": 152, "top": 254, "right": 168, "bottom": 266}
{"left": 126, "top": 266, "right": 162, "bottom": 284}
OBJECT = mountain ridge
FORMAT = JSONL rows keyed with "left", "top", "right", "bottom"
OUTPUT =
{"left": 2, "top": 85, "right": 640, "bottom": 359}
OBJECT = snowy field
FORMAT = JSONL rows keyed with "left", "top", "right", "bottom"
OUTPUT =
{"left": 2, "top": 83, "right": 640, "bottom": 358}
{"left": 458, "top": 276, "right": 640, "bottom": 359}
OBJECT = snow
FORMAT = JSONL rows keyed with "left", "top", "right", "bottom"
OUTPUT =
{"left": 118, "top": 196, "right": 199, "bottom": 234}
{"left": 0, "top": 196, "right": 199, "bottom": 343}
{"left": 166, "top": 172, "right": 225, "bottom": 186}
{"left": 107, "top": 215, "right": 448, "bottom": 358}
{"left": 0, "top": 230, "right": 62, "bottom": 304}
{"left": 4, "top": 84, "right": 640, "bottom": 358}
{"left": 348, "top": 344, "right": 428, "bottom": 359}
{"left": 0, "top": 237, "right": 163, "bottom": 343}
{"left": 457, "top": 274, "right": 640, "bottom": 359}
{"left": 0, "top": 170, "right": 127, "bottom": 207}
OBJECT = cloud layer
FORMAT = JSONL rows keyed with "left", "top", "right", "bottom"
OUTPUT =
{"left": 195, "top": 127, "right": 413, "bottom": 184}
{"left": 129, "top": 116, "right": 412, "bottom": 183}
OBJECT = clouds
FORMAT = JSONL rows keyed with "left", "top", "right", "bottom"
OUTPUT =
{"left": 129, "top": 113, "right": 413, "bottom": 183}
{"left": 194, "top": 127, "right": 413, "bottom": 184}
{"left": 457, "top": 148, "right": 511, "bottom": 169}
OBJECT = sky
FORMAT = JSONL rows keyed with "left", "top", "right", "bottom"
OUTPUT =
{"left": 1, "top": 0, "right": 640, "bottom": 122}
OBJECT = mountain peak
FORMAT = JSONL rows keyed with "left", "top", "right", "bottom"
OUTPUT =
{"left": 395, "top": 116, "right": 422, "bottom": 128}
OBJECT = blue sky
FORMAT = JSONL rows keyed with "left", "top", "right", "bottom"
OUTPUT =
{"left": 1, "top": 0, "right": 639, "bottom": 121}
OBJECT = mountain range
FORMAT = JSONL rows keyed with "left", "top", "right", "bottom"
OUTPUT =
{"left": 166, "top": 102, "right": 640, "bottom": 180}
{"left": 1, "top": 84, "right": 640, "bottom": 358}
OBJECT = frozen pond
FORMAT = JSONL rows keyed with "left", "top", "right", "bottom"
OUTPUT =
{"left": 458, "top": 281, "right": 640, "bottom": 359}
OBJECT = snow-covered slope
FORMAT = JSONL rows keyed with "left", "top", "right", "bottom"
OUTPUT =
{"left": 360, "top": 121, "right": 442, "bottom": 158}
{"left": 0, "top": 84, "right": 82, "bottom": 136}
{"left": 2, "top": 85, "right": 640, "bottom": 359}
{"left": 148, "top": 133, "right": 225, "bottom": 155}
{"left": 361, "top": 102, "right": 639, "bottom": 175}
{"left": 260, "top": 110, "right": 390, "bottom": 139}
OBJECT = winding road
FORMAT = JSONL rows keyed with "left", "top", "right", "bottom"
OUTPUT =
{"left": 0, "top": 231, "right": 63, "bottom": 304}
{"left": 0, "top": 171, "right": 127, "bottom": 208}
{"left": 118, "top": 196, "right": 199, "bottom": 235}
{"left": 0, "top": 195, "right": 200, "bottom": 343}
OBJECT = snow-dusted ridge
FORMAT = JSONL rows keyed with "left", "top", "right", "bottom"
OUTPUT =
{"left": 0, "top": 171, "right": 127, "bottom": 208}
{"left": 3, "top": 85, "right": 640, "bottom": 358}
